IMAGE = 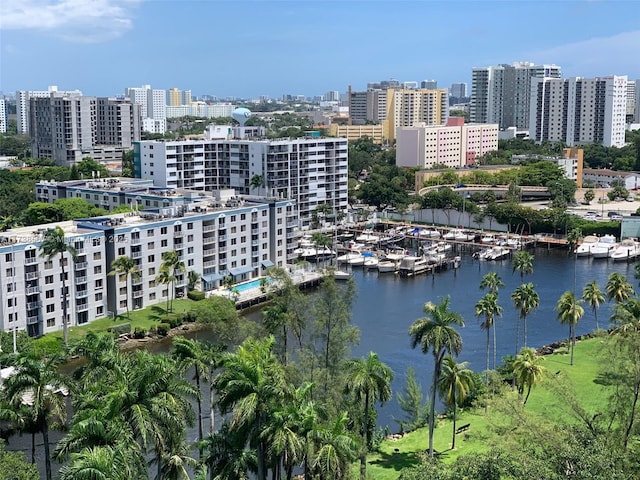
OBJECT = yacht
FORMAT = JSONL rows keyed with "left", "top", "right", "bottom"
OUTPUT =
{"left": 480, "top": 233, "right": 496, "bottom": 244}
{"left": 377, "top": 260, "right": 399, "bottom": 273}
{"left": 398, "top": 256, "right": 430, "bottom": 276}
{"left": 576, "top": 235, "right": 599, "bottom": 257}
{"left": 611, "top": 238, "right": 640, "bottom": 262}
{"left": 443, "top": 228, "right": 462, "bottom": 240}
{"left": 336, "top": 252, "right": 362, "bottom": 264}
{"left": 455, "top": 230, "right": 476, "bottom": 242}
{"left": 333, "top": 270, "right": 352, "bottom": 280}
{"left": 591, "top": 235, "right": 618, "bottom": 259}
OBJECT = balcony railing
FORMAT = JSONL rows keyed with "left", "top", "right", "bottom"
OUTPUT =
{"left": 203, "top": 248, "right": 216, "bottom": 256}
{"left": 26, "top": 301, "right": 42, "bottom": 310}
{"left": 25, "top": 286, "right": 40, "bottom": 295}
{"left": 203, "top": 225, "right": 216, "bottom": 232}
{"left": 130, "top": 237, "right": 141, "bottom": 245}
{"left": 75, "top": 290, "right": 89, "bottom": 299}
{"left": 76, "top": 303, "right": 89, "bottom": 312}
{"left": 203, "top": 236, "right": 215, "bottom": 244}
{"left": 75, "top": 276, "right": 87, "bottom": 285}
{"left": 173, "top": 231, "right": 184, "bottom": 238}
{"left": 27, "top": 315, "right": 40, "bottom": 325}
{"left": 133, "top": 290, "right": 144, "bottom": 298}
{"left": 131, "top": 251, "right": 143, "bottom": 259}
{"left": 74, "top": 262, "right": 88, "bottom": 270}
{"left": 24, "top": 257, "right": 38, "bottom": 265}
{"left": 25, "top": 271, "right": 39, "bottom": 280}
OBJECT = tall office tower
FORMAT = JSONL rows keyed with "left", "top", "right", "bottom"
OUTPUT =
{"left": 627, "top": 80, "right": 637, "bottom": 118}
{"left": 135, "top": 136, "right": 349, "bottom": 228}
{"left": 470, "top": 62, "right": 562, "bottom": 130}
{"left": 0, "top": 98, "right": 6, "bottom": 133}
{"left": 635, "top": 80, "right": 640, "bottom": 123}
{"left": 125, "top": 85, "right": 167, "bottom": 134}
{"left": 403, "top": 81, "right": 419, "bottom": 89}
{"left": 324, "top": 90, "right": 340, "bottom": 102}
{"left": 168, "top": 87, "right": 182, "bottom": 106}
{"left": 183, "top": 90, "right": 192, "bottom": 105}
{"left": 421, "top": 80, "right": 437, "bottom": 89}
{"left": 16, "top": 86, "right": 82, "bottom": 134}
{"left": 450, "top": 83, "right": 467, "bottom": 99}
{"left": 30, "top": 93, "right": 141, "bottom": 165}
{"left": 530, "top": 75, "right": 627, "bottom": 148}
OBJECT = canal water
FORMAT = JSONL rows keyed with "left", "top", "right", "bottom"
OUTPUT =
{"left": 8, "top": 249, "right": 637, "bottom": 476}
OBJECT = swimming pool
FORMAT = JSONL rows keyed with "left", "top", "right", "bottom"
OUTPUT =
{"left": 234, "top": 278, "right": 267, "bottom": 293}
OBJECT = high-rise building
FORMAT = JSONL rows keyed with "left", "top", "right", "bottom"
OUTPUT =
{"left": 450, "top": 83, "right": 467, "bottom": 99}
{"left": 30, "top": 93, "right": 141, "bottom": 165}
{"left": 168, "top": 87, "right": 182, "bottom": 106}
{"left": 403, "top": 81, "right": 419, "bottom": 89}
{"left": 135, "top": 135, "right": 349, "bottom": 228}
{"left": 348, "top": 87, "right": 448, "bottom": 141}
{"left": 635, "top": 80, "right": 640, "bottom": 123}
{"left": 421, "top": 80, "right": 437, "bottom": 89}
{"left": 529, "top": 75, "right": 627, "bottom": 148}
{"left": 324, "top": 90, "right": 340, "bottom": 102}
{"left": 16, "top": 86, "right": 82, "bottom": 134}
{"left": 470, "top": 62, "right": 562, "bottom": 130}
{"left": 627, "top": 80, "right": 637, "bottom": 118}
{"left": 0, "top": 98, "right": 6, "bottom": 133}
{"left": 125, "top": 85, "right": 167, "bottom": 134}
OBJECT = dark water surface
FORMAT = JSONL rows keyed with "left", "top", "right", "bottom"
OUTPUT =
{"left": 9, "top": 249, "right": 636, "bottom": 476}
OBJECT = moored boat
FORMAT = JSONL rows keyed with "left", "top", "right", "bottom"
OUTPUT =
{"left": 591, "top": 234, "right": 617, "bottom": 259}
{"left": 576, "top": 235, "right": 599, "bottom": 257}
{"left": 610, "top": 238, "right": 640, "bottom": 262}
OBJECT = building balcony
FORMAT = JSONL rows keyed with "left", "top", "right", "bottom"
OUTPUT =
{"left": 174, "top": 231, "right": 184, "bottom": 238}
{"left": 75, "top": 248, "right": 85, "bottom": 254}
{"left": 76, "top": 303, "right": 89, "bottom": 312}
{"left": 203, "top": 225, "right": 216, "bottom": 232}
{"left": 131, "top": 277, "right": 143, "bottom": 285}
{"left": 133, "top": 290, "right": 144, "bottom": 298}
{"left": 24, "top": 271, "right": 39, "bottom": 281}
{"left": 218, "top": 235, "right": 227, "bottom": 241}
{"left": 130, "top": 237, "right": 141, "bottom": 245}
{"left": 75, "top": 290, "right": 89, "bottom": 299}
{"left": 203, "top": 248, "right": 216, "bottom": 256}
{"left": 203, "top": 260, "right": 216, "bottom": 268}
{"left": 25, "top": 286, "right": 40, "bottom": 295}
{"left": 75, "top": 276, "right": 87, "bottom": 285}
{"left": 27, "top": 315, "right": 41, "bottom": 325}
{"left": 24, "top": 256, "right": 38, "bottom": 265}
{"left": 131, "top": 251, "right": 143, "bottom": 259}
{"left": 26, "top": 301, "right": 42, "bottom": 310}
{"left": 74, "top": 261, "right": 88, "bottom": 270}
{"left": 203, "top": 236, "right": 215, "bottom": 244}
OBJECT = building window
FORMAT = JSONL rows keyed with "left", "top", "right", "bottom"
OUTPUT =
{"left": 45, "top": 275, "right": 54, "bottom": 284}
{"left": 148, "top": 242, "right": 155, "bottom": 249}
{"left": 148, "top": 267, "right": 156, "bottom": 275}
{"left": 46, "top": 289, "right": 54, "bottom": 299}
{"left": 147, "top": 229, "right": 154, "bottom": 237}
{"left": 47, "top": 318, "right": 56, "bottom": 328}
{"left": 96, "top": 306, "right": 104, "bottom": 316}
{"left": 148, "top": 255, "right": 155, "bottom": 263}
{"left": 95, "top": 292, "right": 103, "bottom": 301}
{"left": 46, "top": 304, "right": 55, "bottom": 313}
{"left": 161, "top": 240, "right": 168, "bottom": 247}
{"left": 93, "top": 252, "right": 101, "bottom": 260}
{"left": 94, "top": 266, "right": 102, "bottom": 274}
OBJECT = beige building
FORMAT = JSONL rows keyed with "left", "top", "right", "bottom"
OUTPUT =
{"left": 397, "top": 118, "right": 498, "bottom": 170}
{"left": 328, "top": 124, "right": 385, "bottom": 144}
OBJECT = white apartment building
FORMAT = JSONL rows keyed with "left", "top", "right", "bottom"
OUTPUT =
{"left": 530, "top": 75, "right": 628, "bottom": 148}
{"left": 396, "top": 118, "right": 499, "bottom": 169}
{"left": 16, "top": 86, "right": 83, "bottom": 135}
{"left": 634, "top": 80, "right": 640, "bottom": 123}
{"left": 0, "top": 99, "right": 6, "bottom": 133}
{"left": 29, "top": 93, "right": 141, "bottom": 165}
{"left": 125, "top": 85, "right": 167, "bottom": 134}
{"left": 627, "top": 80, "right": 637, "bottom": 117}
{"left": 470, "top": 62, "right": 562, "bottom": 130}
{"left": 0, "top": 192, "right": 296, "bottom": 337}
{"left": 166, "top": 103, "right": 235, "bottom": 119}
{"left": 135, "top": 136, "right": 349, "bottom": 228}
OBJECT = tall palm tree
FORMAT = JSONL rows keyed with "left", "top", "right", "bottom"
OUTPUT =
{"left": 582, "top": 280, "right": 605, "bottom": 330}
{"left": 187, "top": 270, "right": 200, "bottom": 291}
{"left": 58, "top": 444, "right": 142, "bottom": 480}
{"left": 512, "top": 251, "right": 534, "bottom": 282}
{"left": 556, "top": 291, "right": 585, "bottom": 366}
{"left": 156, "top": 267, "right": 174, "bottom": 313}
{"left": 311, "top": 232, "right": 333, "bottom": 266}
{"left": 606, "top": 272, "right": 635, "bottom": 304}
{"left": 512, "top": 347, "right": 546, "bottom": 404}
{"left": 567, "top": 228, "right": 583, "bottom": 294}
{"left": 475, "top": 292, "right": 502, "bottom": 377}
{"left": 215, "top": 336, "right": 287, "bottom": 480}
{"left": 202, "top": 424, "right": 257, "bottom": 480}
{"left": 2, "top": 354, "right": 68, "bottom": 480}
{"left": 171, "top": 336, "right": 210, "bottom": 460}
{"left": 511, "top": 282, "right": 540, "bottom": 349}
{"left": 480, "top": 272, "right": 504, "bottom": 295}
{"left": 437, "top": 355, "right": 474, "bottom": 449}
{"left": 160, "top": 251, "right": 186, "bottom": 312}
{"left": 344, "top": 352, "right": 394, "bottom": 480}
{"left": 409, "top": 296, "right": 464, "bottom": 458}
{"left": 109, "top": 255, "right": 140, "bottom": 319}
{"left": 39, "top": 226, "right": 77, "bottom": 345}
{"left": 309, "top": 412, "right": 357, "bottom": 480}
{"left": 250, "top": 173, "right": 266, "bottom": 196}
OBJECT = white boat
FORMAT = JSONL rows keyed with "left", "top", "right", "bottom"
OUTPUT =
{"left": 426, "top": 252, "right": 446, "bottom": 264}
{"left": 333, "top": 270, "right": 352, "bottom": 280}
{"left": 377, "top": 260, "right": 398, "bottom": 273}
{"left": 356, "top": 230, "right": 378, "bottom": 243}
{"left": 443, "top": 229, "right": 462, "bottom": 240}
{"left": 455, "top": 230, "right": 476, "bottom": 242}
{"left": 364, "top": 257, "right": 379, "bottom": 269}
{"left": 591, "top": 234, "right": 618, "bottom": 259}
{"left": 299, "top": 247, "right": 336, "bottom": 261}
{"left": 337, "top": 252, "right": 362, "bottom": 263}
{"left": 348, "top": 251, "right": 376, "bottom": 266}
{"left": 611, "top": 239, "right": 640, "bottom": 262}
{"left": 398, "top": 256, "right": 430, "bottom": 276}
{"left": 480, "top": 234, "right": 496, "bottom": 244}
{"left": 477, "top": 246, "right": 510, "bottom": 261}
{"left": 576, "top": 235, "right": 599, "bottom": 257}
{"left": 423, "top": 228, "right": 441, "bottom": 239}
{"left": 506, "top": 235, "right": 522, "bottom": 249}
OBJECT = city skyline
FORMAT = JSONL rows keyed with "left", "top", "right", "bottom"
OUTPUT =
{"left": 1, "top": 1, "right": 639, "bottom": 98}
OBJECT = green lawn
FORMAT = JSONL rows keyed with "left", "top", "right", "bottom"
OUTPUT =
{"left": 365, "top": 336, "right": 611, "bottom": 479}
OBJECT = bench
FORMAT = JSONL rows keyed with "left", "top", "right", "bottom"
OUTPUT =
{"left": 455, "top": 423, "right": 470, "bottom": 435}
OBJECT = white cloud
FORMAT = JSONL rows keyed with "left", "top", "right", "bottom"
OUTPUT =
{"left": 0, "top": 0, "right": 142, "bottom": 42}
{"left": 527, "top": 30, "right": 640, "bottom": 78}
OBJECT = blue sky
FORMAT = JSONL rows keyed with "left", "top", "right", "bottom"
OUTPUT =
{"left": 1, "top": 0, "right": 639, "bottom": 98}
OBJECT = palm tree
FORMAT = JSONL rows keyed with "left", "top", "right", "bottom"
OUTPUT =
{"left": 156, "top": 267, "right": 175, "bottom": 313}
{"left": 556, "top": 291, "right": 585, "bottom": 366}
{"left": 187, "top": 270, "right": 200, "bottom": 291}
{"left": 311, "top": 232, "right": 333, "bottom": 266}
{"left": 109, "top": 255, "right": 140, "bottom": 319}
{"left": 160, "top": 251, "right": 186, "bottom": 311}
{"left": 250, "top": 173, "right": 266, "bottom": 196}
{"left": 512, "top": 250, "right": 534, "bottom": 282}
{"left": 309, "top": 412, "right": 357, "bottom": 480}
{"left": 222, "top": 275, "right": 235, "bottom": 300}
{"left": 344, "top": 352, "right": 394, "bottom": 480}
{"left": 409, "top": 296, "right": 464, "bottom": 458}
{"left": 480, "top": 272, "right": 504, "bottom": 295}
{"left": 475, "top": 293, "right": 502, "bottom": 379}
{"left": 511, "top": 282, "right": 539, "bottom": 349}
{"left": 582, "top": 281, "right": 605, "bottom": 330}
{"left": 39, "top": 226, "right": 77, "bottom": 345}
{"left": 58, "top": 444, "right": 142, "bottom": 480}
{"left": 2, "top": 354, "right": 68, "bottom": 480}
{"left": 512, "top": 347, "right": 546, "bottom": 404}
{"left": 202, "top": 424, "right": 257, "bottom": 480}
{"left": 215, "top": 336, "right": 287, "bottom": 480}
{"left": 606, "top": 272, "right": 635, "bottom": 304}
{"left": 171, "top": 336, "right": 210, "bottom": 460}
{"left": 438, "top": 355, "right": 474, "bottom": 449}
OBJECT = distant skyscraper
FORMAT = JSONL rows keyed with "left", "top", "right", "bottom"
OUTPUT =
{"left": 324, "top": 90, "right": 340, "bottom": 102}
{"left": 529, "top": 75, "right": 627, "bottom": 148}
{"left": 0, "top": 99, "right": 6, "bottom": 133}
{"left": 168, "top": 87, "right": 182, "bottom": 106}
{"left": 450, "top": 83, "right": 467, "bottom": 99}
{"left": 16, "top": 86, "right": 82, "bottom": 135}
{"left": 635, "top": 80, "right": 640, "bottom": 123}
{"left": 470, "top": 62, "right": 561, "bottom": 130}
{"left": 125, "top": 85, "right": 166, "bottom": 134}
{"left": 420, "top": 80, "right": 437, "bottom": 89}
{"left": 403, "top": 81, "right": 419, "bottom": 89}
{"left": 627, "top": 80, "right": 637, "bottom": 117}
{"left": 183, "top": 90, "right": 192, "bottom": 105}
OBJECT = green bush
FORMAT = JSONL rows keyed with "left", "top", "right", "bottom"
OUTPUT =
{"left": 31, "top": 335, "right": 64, "bottom": 357}
{"left": 108, "top": 323, "right": 131, "bottom": 336}
{"left": 163, "top": 313, "right": 183, "bottom": 329}
{"left": 187, "top": 290, "right": 205, "bottom": 301}
{"left": 183, "top": 310, "right": 196, "bottom": 323}
{"left": 157, "top": 323, "right": 170, "bottom": 336}
{"left": 132, "top": 327, "right": 146, "bottom": 339}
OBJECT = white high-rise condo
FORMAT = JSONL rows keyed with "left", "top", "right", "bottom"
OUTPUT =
{"left": 529, "top": 75, "right": 627, "bottom": 148}
{"left": 0, "top": 99, "right": 6, "bottom": 133}
{"left": 125, "top": 85, "right": 167, "bottom": 134}
{"left": 16, "top": 86, "right": 82, "bottom": 134}
{"left": 470, "top": 62, "right": 562, "bottom": 130}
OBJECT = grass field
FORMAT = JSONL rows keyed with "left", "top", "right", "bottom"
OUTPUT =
{"left": 365, "top": 335, "right": 611, "bottom": 479}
